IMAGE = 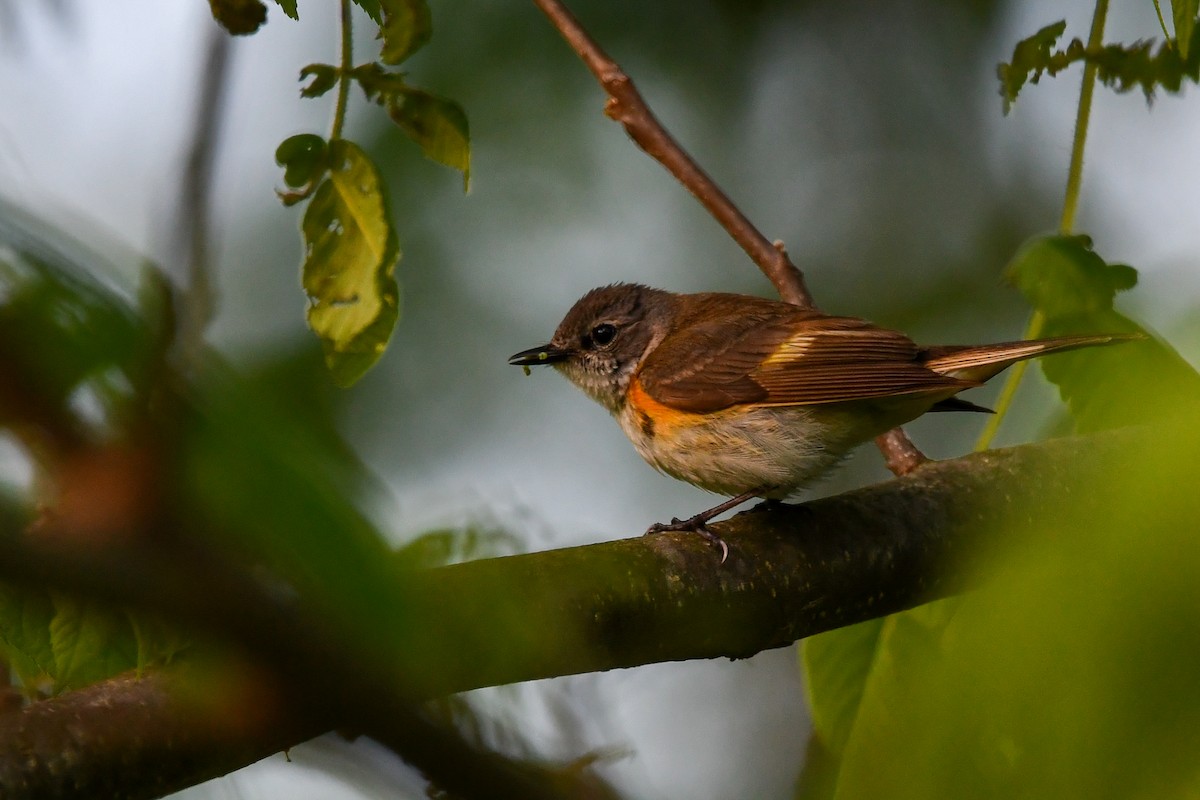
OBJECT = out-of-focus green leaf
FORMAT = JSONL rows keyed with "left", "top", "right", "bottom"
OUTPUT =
{"left": 800, "top": 603, "right": 957, "bottom": 799}
{"left": 208, "top": 0, "right": 267, "bottom": 35}
{"left": 276, "top": 132, "right": 329, "bottom": 189}
{"left": 49, "top": 594, "right": 138, "bottom": 692}
{"left": 1004, "top": 234, "right": 1136, "bottom": 319}
{"left": 819, "top": 416, "right": 1200, "bottom": 799}
{"left": 997, "top": 20, "right": 1067, "bottom": 113}
{"left": 803, "top": 618, "right": 886, "bottom": 758}
{"left": 379, "top": 0, "right": 432, "bottom": 65}
{"left": 998, "top": 21, "right": 1200, "bottom": 110}
{"left": 299, "top": 63, "right": 339, "bottom": 99}
{"left": 271, "top": 0, "right": 298, "bottom": 20}
{"left": 0, "top": 250, "right": 145, "bottom": 434}
{"left": 0, "top": 585, "right": 56, "bottom": 694}
{"left": 301, "top": 139, "right": 400, "bottom": 386}
{"left": 1174, "top": 0, "right": 1198, "bottom": 59}
{"left": 388, "top": 89, "right": 471, "bottom": 189}
{"left": 1005, "top": 233, "right": 1200, "bottom": 433}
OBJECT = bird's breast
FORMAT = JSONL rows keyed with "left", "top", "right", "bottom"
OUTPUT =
{"left": 616, "top": 380, "right": 850, "bottom": 497}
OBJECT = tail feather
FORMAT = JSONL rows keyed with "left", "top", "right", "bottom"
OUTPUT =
{"left": 921, "top": 334, "right": 1139, "bottom": 383}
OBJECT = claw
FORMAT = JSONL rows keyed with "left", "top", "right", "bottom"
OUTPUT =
{"left": 644, "top": 517, "right": 729, "bottom": 563}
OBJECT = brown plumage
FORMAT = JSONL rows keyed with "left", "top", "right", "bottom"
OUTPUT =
{"left": 510, "top": 283, "right": 1134, "bottom": 547}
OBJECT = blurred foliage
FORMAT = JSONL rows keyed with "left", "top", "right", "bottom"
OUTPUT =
{"left": 0, "top": 244, "right": 188, "bottom": 693}
{"left": 802, "top": 225, "right": 1200, "bottom": 797}
{"left": 800, "top": 412, "right": 1200, "bottom": 799}
{"left": 1005, "top": 234, "right": 1200, "bottom": 432}
{"left": 999, "top": 17, "right": 1200, "bottom": 112}
{"left": 0, "top": 212, "right": 393, "bottom": 694}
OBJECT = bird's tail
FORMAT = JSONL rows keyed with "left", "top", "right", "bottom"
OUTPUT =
{"left": 921, "top": 333, "right": 1139, "bottom": 383}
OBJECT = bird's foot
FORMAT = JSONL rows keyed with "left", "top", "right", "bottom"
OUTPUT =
{"left": 645, "top": 516, "right": 729, "bottom": 564}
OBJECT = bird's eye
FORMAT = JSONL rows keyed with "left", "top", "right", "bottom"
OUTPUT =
{"left": 590, "top": 323, "right": 616, "bottom": 346}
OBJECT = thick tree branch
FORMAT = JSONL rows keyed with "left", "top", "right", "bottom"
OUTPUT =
{"left": 0, "top": 430, "right": 1132, "bottom": 797}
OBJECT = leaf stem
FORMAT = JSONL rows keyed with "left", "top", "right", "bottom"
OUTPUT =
{"left": 976, "top": 0, "right": 1108, "bottom": 452}
{"left": 1059, "top": 0, "right": 1108, "bottom": 236}
{"left": 331, "top": 0, "right": 353, "bottom": 142}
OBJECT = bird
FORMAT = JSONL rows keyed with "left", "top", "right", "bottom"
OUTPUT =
{"left": 509, "top": 283, "right": 1130, "bottom": 559}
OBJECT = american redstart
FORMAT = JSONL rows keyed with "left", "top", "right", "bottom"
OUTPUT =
{"left": 509, "top": 283, "right": 1131, "bottom": 557}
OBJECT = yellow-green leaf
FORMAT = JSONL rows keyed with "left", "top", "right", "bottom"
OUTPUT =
{"left": 1172, "top": 0, "right": 1198, "bottom": 59}
{"left": 301, "top": 140, "right": 400, "bottom": 386}
{"left": 379, "top": 0, "right": 432, "bottom": 65}
{"left": 388, "top": 89, "right": 470, "bottom": 190}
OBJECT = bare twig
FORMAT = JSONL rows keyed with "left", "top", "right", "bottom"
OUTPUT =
{"left": 531, "top": 0, "right": 812, "bottom": 308}
{"left": 531, "top": 0, "right": 925, "bottom": 473}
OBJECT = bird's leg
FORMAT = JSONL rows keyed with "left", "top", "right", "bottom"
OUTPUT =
{"left": 644, "top": 489, "right": 764, "bottom": 563}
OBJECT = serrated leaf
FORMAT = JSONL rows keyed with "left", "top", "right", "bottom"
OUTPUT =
{"left": 208, "top": 0, "right": 268, "bottom": 35}
{"left": 49, "top": 594, "right": 138, "bottom": 692}
{"left": 1004, "top": 234, "right": 1136, "bottom": 318}
{"left": 997, "top": 20, "right": 1067, "bottom": 113}
{"left": 272, "top": 0, "right": 298, "bottom": 20}
{"left": 388, "top": 89, "right": 471, "bottom": 190}
{"left": 299, "top": 63, "right": 339, "bottom": 99}
{"left": 379, "top": 0, "right": 432, "bottom": 65}
{"left": 353, "top": 0, "right": 383, "bottom": 25}
{"left": 301, "top": 140, "right": 400, "bottom": 386}
{"left": 1172, "top": 0, "right": 1198, "bottom": 59}
{"left": 999, "top": 22, "right": 1200, "bottom": 109}
{"left": 0, "top": 585, "right": 57, "bottom": 694}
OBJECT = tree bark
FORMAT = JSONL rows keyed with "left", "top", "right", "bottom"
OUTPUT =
{"left": 0, "top": 430, "right": 1128, "bottom": 799}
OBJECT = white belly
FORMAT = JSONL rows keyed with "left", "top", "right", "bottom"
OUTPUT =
{"left": 615, "top": 403, "right": 857, "bottom": 497}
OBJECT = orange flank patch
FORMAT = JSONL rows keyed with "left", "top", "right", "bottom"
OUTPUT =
{"left": 626, "top": 377, "right": 708, "bottom": 434}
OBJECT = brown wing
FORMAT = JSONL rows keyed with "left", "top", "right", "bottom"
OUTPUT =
{"left": 640, "top": 306, "right": 976, "bottom": 414}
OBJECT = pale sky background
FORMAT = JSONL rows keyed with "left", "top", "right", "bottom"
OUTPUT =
{"left": 1, "top": 1, "right": 1198, "bottom": 798}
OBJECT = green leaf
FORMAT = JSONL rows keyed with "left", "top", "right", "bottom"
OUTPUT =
{"left": 1005, "top": 233, "right": 1200, "bottom": 433}
{"left": 0, "top": 585, "right": 56, "bottom": 694}
{"left": 207, "top": 0, "right": 268, "bottom": 35}
{"left": 812, "top": 420, "right": 1200, "bottom": 799}
{"left": 998, "top": 21, "right": 1200, "bottom": 109}
{"left": 803, "top": 618, "right": 886, "bottom": 756}
{"left": 378, "top": 0, "right": 432, "bottom": 65}
{"left": 801, "top": 603, "right": 958, "bottom": 798}
{"left": 388, "top": 89, "right": 471, "bottom": 189}
{"left": 275, "top": 133, "right": 329, "bottom": 189}
{"left": 271, "top": 0, "right": 298, "bottom": 20}
{"left": 1172, "top": 0, "right": 1198, "bottom": 59}
{"left": 353, "top": 0, "right": 383, "bottom": 25}
{"left": 346, "top": 64, "right": 471, "bottom": 187}
{"left": 1004, "top": 234, "right": 1136, "bottom": 319}
{"left": 301, "top": 139, "right": 401, "bottom": 386}
{"left": 49, "top": 594, "right": 138, "bottom": 692}
{"left": 299, "top": 63, "right": 339, "bottom": 99}
{"left": 997, "top": 20, "right": 1067, "bottom": 113}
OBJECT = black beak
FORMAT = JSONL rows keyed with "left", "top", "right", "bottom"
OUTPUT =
{"left": 508, "top": 344, "right": 570, "bottom": 367}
